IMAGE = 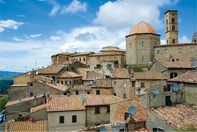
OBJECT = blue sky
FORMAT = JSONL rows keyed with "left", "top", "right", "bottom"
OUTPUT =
{"left": 0, "top": 0, "right": 196, "bottom": 72}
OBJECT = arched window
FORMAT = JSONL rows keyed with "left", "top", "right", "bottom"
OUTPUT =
{"left": 79, "top": 58, "right": 81, "bottom": 61}
{"left": 83, "top": 57, "right": 85, "bottom": 61}
{"left": 170, "top": 72, "right": 177, "bottom": 79}
{"left": 30, "top": 92, "right": 33, "bottom": 97}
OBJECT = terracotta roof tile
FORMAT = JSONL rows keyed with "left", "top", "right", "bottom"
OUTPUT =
{"left": 37, "top": 65, "right": 64, "bottom": 74}
{"left": 83, "top": 76, "right": 103, "bottom": 80}
{"left": 92, "top": 52, "right": 122, "bottom": 56}
{"left": 73, "top": 85, "right": 91, "bottom": 91}
{"left": 111, "top": 68, "right": 130, "bottom": 78}
{"left": 30, "top": 104, "right": 47, "bottom": 113}
{"left": 47, "top": 95, "right": 123, "bottom": 111}
{"left": 92, "top": 79, "right": 112, "bottom": 87}
{"left": 58, "top": 71, "right": 82, "bottom": 78}
{"left": 70, "top": 52, "right": 94, "bottom": 56}
{"left": 6, "top": 94, "right": 43, "bottom": 107}
{"left": 5, "top": 120, "right": 47, "bottom": 131}
{"left": 169, "top": 70, "right": 197, "bottom": 83}
{"left": 159, "top": 60, "right": 197, "bottom": 68}
{"left": 78, "top": 68, "right": 93, "bottom": 72}
{"left": 93, "top": 70, "right": 110, "bottom": 76}
{"left": 150, "top": 104, "right": 197, "bottom": 129}
{"left": 134, "top": 72, "right": 167, "bottom": 80}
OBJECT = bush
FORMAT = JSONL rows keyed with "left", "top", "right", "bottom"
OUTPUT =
{"left": 0, "top": 95, "right": 8, "bottom": 112}
{"left": 114, "top": 60, "right": 118, "bottom": 64}
{"left": 132, "top": 66, "right": 143, "bottom": 72}
{"left": 174, "top": 124, "right": 196, "bottom": 131}
{"left": 96, "top": 64, "right": 101, "bottom": 68}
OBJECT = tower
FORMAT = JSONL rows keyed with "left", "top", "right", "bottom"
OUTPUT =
{"left": 165, "top": 10, "right": 178, "bottom": 44}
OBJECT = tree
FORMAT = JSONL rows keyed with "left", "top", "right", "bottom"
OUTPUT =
{"left": 174, "top": 124, "right": 196, "bottom": 132}
{"left": 132, "top": 66, "right": 143, "bottom": 72}
{"left": 0, "top": 95, "right": 8, "bottom": 112}
{"left": 96, "top": 64, "right": 101, "bottom": 68}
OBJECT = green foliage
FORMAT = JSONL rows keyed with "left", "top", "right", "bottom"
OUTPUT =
{"left": 0, "top": 95, "right": 8, "bottom": 112}
{"left": 114, "top": 60, "right": 118, "bottom": 64}
{"left": 174, "top": 124, "right": 196, "bottom": 132}
{"left": 96, "top": 64, "right": 101, "bottom": 68}
{"left": 132, "top": 66, "right": 143, "bottom": 72}
{"left": 0, "top": 79, "right": 13, "bottom": 94}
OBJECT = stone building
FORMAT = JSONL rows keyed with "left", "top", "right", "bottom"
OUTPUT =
{"left": 72, "top": 84, "right": 91, "bottom": 95}
{"left": 47, "top": 95, "right": 123, "bottom": 131}
{"left": 126, "top": 21, "right": 160, "bottom": 67}
{"left": 192, "top": 32, "right": 197, "bottom": 42}
{"left": 30, "top": 104, "right": 47, "bottom": 121}
{"left": 133, "top": 72, "right": 167, "bottom": 95}
{"left": 168, "top": 70, "right": 197, "bottom": 106}
{"left": 9, "top": 75, "right": 69, "bottom": 101}
{"left": 149, "top": 59, "right": 197, "bottom": 79}
{"left": 111, "top": 68, "right": 134, "bottom": 99}
{"left": 165, "top": 10, "right": 178, "bottom": 44}
{"left": 51, "top": 52, "right": 73, "bottom": 65}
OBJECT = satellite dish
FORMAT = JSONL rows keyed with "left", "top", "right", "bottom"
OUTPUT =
{"left": 28, "top": 72, "right": 31, "bottom": 75}
{"left": 119, "top": 69, "right": 122, "bottom": 71}
{"left": 194, "top": 59, "right": 197, "bottom": 62}
{"left": 126, "top": 65, "right": 129, "bottom": 69}
{"left": 172, "top": 84, "right": 179, "bottom": 91}
{"left": 36, "top": 71, "right": 39, "bottom": 75}
{"left": 153, "top": 88, "right": 160, "bottom": 93}
{"left": 128, "top": 106, "right": 137, "bottom": 115}
{"left": 81, "top": 97, "right": 84, "bottom": 101}
{"left": 191, "top": 63, "right": 196, "bottom": 68}
{"left": 100, "top": 126, "right": 107, "bottom": 132}
{"left": 149, "top": 62, "right": 152, "bottom": 64}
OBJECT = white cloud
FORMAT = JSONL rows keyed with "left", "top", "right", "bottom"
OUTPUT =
{"left": 30, "top": 34, "right": 42, "bottom": 38}
{"left": 13, "top": 37, "right": 23, "bottom": 41}
{"left": 160, "top": 39, "right": 166, "bottom": 45}
{"left": 93, "top": 0, "right": 179, "bottom": 30}
{"left": 0, "top": 67, "right": 5, "bottom": 70}
{"left": 0, "top": 19, "right": 24, "bottom": 32}
{"left": 60, "top": 0, "right": 87, "bottom": 14}
{"left": 179, "top": 35, "right": 190, "bottom": 43}
{"left": 23, "top": 34, "right": 29, "bottom": 38}
{"left": 50, "top": 5, "right": 61, "bottom": 17}
{"left": 17, "top": 15, "right": 25, "bottom": 17}
{"left": 50, "top": 36, "right": 62, "bottom": 41}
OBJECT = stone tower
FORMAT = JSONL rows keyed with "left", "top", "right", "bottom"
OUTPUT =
{"left": 126, "top": 21, "right": 160, "bottom": 67}
{"left": 165, "top": 10, "right": 178, "bottom": 44}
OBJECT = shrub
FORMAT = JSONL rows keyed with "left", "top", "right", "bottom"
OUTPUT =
{"left": 132, "top": 66, "right": 143, "bottom": 72}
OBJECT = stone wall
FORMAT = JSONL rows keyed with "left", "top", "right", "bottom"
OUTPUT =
{"left": 31, "top": 108, "right": 47, "bottom": 121}
{"left": 86, "top": 105, "right": 110, "bottom": 127}
{"left": 184, "top": 83, "right": 197, "bottom": 106}
{"left": 91, "top": 87, "right": 113, "bottom": 95}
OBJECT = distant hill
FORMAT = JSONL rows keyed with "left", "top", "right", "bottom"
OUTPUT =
{"left": 0, "top": 71, "right": 23, "bottom": 94}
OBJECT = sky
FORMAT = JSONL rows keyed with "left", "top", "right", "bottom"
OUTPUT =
{"left": 0, "top": 0, "right": 196, "bottom": 72}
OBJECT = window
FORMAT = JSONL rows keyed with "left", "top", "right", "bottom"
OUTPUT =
{"left": 166, "top": 96, "right": 172, "bottom": 106}
{"left": 153, "top": 128, "right": 164, "bottom": 132}
{"left": 176, "top": 59, "right": 179, "bottom": 61}
{"left": 83, "top": 57, "right": 85, "bottom": 61}
{"left": 114, "top": 81, "right": 116, "bottom": 86}
{"left": 181, "top": 93, "right": 183, "bottom": 98}
{"left": 107, "top": 106, "right": 110, "bottom": 113}
{"left": 172, "top": 59, "right": 175, "bottom": 62}
{"left": 178, "top": 48, "right": 182, "bottom": 53}
{"left": 74, "top": 80, "right": 76, "bottom": 84}
{"left": 170, "top": 72, "right": 177, "bottom": 79}
{"left": 172, "top": 26, "right": 175, "bottom": 31}
{"left": 72, "top": 115, "right": 77, "bottom": 123}
{"left": 130, "top": 43, "right": 131, "bottom": 48}
{"left": 165, "top": 49, "right": 168, "bottom": 53}
{"left": 79, "top": 58, "right": 81, "bottom": 61}
{"left": 59, "top": 116, "right": 64, "bottom": 123}
{"left": 96, "top": 90, "right": 100, "bottom": 95}
{"left": 190, "top": 47, "right": 194, "bottom": 52}
{"left": 132, "top": 82, "right": 135, "bottom": 87}
{"left": 97, "top": 57, "right": 100, "bottom": 60}
{"left": 87, "top": 57, "right": 89, "bottom": 61}
{"left": 60, "top": 81, "right": 63, "bottom": 84}
{"left": 172, "top": 39, "right": 175, "bottom": 44}
{"left": 65, "top": 81, "right": 67, "bottom": 84}
{"left": 141, "top": 83, "right": 145, "bottom": 87}
{"left": 172, "top": 13, "right": 174, "bottom": 16}
{"left": 142, "top": 41, "right": 144, "bottom": 47}
{"left": 114, "top": 57, "right": 116, "bottom": 60}
{"left": 30, "top": 83, "right": 33, "bottom": 86}
{"left": 57, "top": 81, "right": 59, "bottom": 83}
{"left": 95, "top": 106, "right": 100, "bottom": 114}
{"left": 114, "top": 93, "right": 116, "bottom": 96}
{"left": 123, "top": 82, "right": 126, "bottom": 88}
{"left": 30, "top": 92, "right": 33, "bottom": 97}
{"left": 52, "top": 76, "right": 55, "bottom": 81}
{"left": 142, "top": 56, "right": 144, "bottom": 61}
{"left": 123, "top": 94, "right": 126, "bottom": 99}
{"left": 157, "top": 50, "right": 160, "bottom": 54}
{"left": 172, "top": 18, "right": 175, "bottom": 23}
{"left": 109, "top": 57, "right": 111, "bottom": 60}
{"left": 95, "top": 124, "right": 100, "bottom": 126}
{"left": 46, "top": 76, "right": 49, "bottom": 78}
{"left": 59, "top": 57, "right": 62, "bottom": 60}
{"left": 166, "top": 19, "right": 168, "bottom": 24}
{"left": 76, "top": 91, "right": 78, "bottom": 95}
{"left": 163, "top": 85, "right": 171, "bottom": 92}
{"left": 103, "top": 57, "right": 105, "bottom": 60}
{"left": 87, "top": 92, "right": 90, "bottom": 94}
{"left": 66, "top": 57, "right": 69, "bottom": 61}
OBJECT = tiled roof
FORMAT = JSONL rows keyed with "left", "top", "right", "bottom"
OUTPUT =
{"left": 92, "top": 79, "right": 112, "bottom": 87}
{"left": 154, "top": 42, "right": 197, "bottom": 47}
{"left": 92, "top": 52, "right": 122, "bottom": 56}
{"left": 110, "top": 98, "right": 148, "bottom": 123}
{"left": 58, "top": 71, "right": 82, "bottom": 78}
{"left": 78, "top": 68, "right": 92, "bottom": 72}
{"left": 111, "top": 68, "right": 130, "bottom": 78}
{"left": 83, "top": 76, "right": 103, "bottom": 80}
{"left": 72, "top": 85, "right": 91, "bottom": 91}
{"left": 10, "top": 84, "right": 28, "bottom": 87}
{"left": 150, "top": 104, "right": 197, "bottom": 129}
{"left": 169, "top": 70, "right": 197, "bottom": 83}
{"left": 30, "top": 104, "right": 47, "bottom": 113}
{"left": 5, "top": 120, "right": 47, "bottom": 132}
{"left": 159, "top": 60, "right": 197, "bottom": 68}
{"left": 37, "top": 65, "right": 64, "bottom": 74}
{"left": 93, "top": 70, "right": 110, "bottom": 76}
{"left": 37, "top": 80, "right": 69, "bottom": 92}
{"left": 5, "top": 94, "right": 43, "bottom": 107}
{"left": 47, "top": 95, "right": 123, "bottom": 111}
{"left": 134, "top": 72, "right": 167, "bottom": 80}
{"left": 70, "top": 52, "right": 94, "bottom": 56}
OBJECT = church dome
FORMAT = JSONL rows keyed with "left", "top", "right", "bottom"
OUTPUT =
{"left": 129, "top": 21, "right": 157, "bottom": 35}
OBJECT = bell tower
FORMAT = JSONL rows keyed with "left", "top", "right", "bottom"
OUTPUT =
{"left": 165, "top": 10, "right": 178, "bottom": 44}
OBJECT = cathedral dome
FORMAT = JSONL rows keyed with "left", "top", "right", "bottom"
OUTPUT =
{"left": 129, "top": 21, "right": 157, "bottom": 35}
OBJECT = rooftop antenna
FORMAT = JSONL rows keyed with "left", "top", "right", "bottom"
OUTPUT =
{"left": 100, "top": 126, "right": 107, "bottom": 132}
{"left": 172, "top": 84, "right": 179, "bottom": 92}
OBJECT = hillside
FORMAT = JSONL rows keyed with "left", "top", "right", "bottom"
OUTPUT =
{"left": 0, "top": 71, "right": 23, "bottom": 94}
